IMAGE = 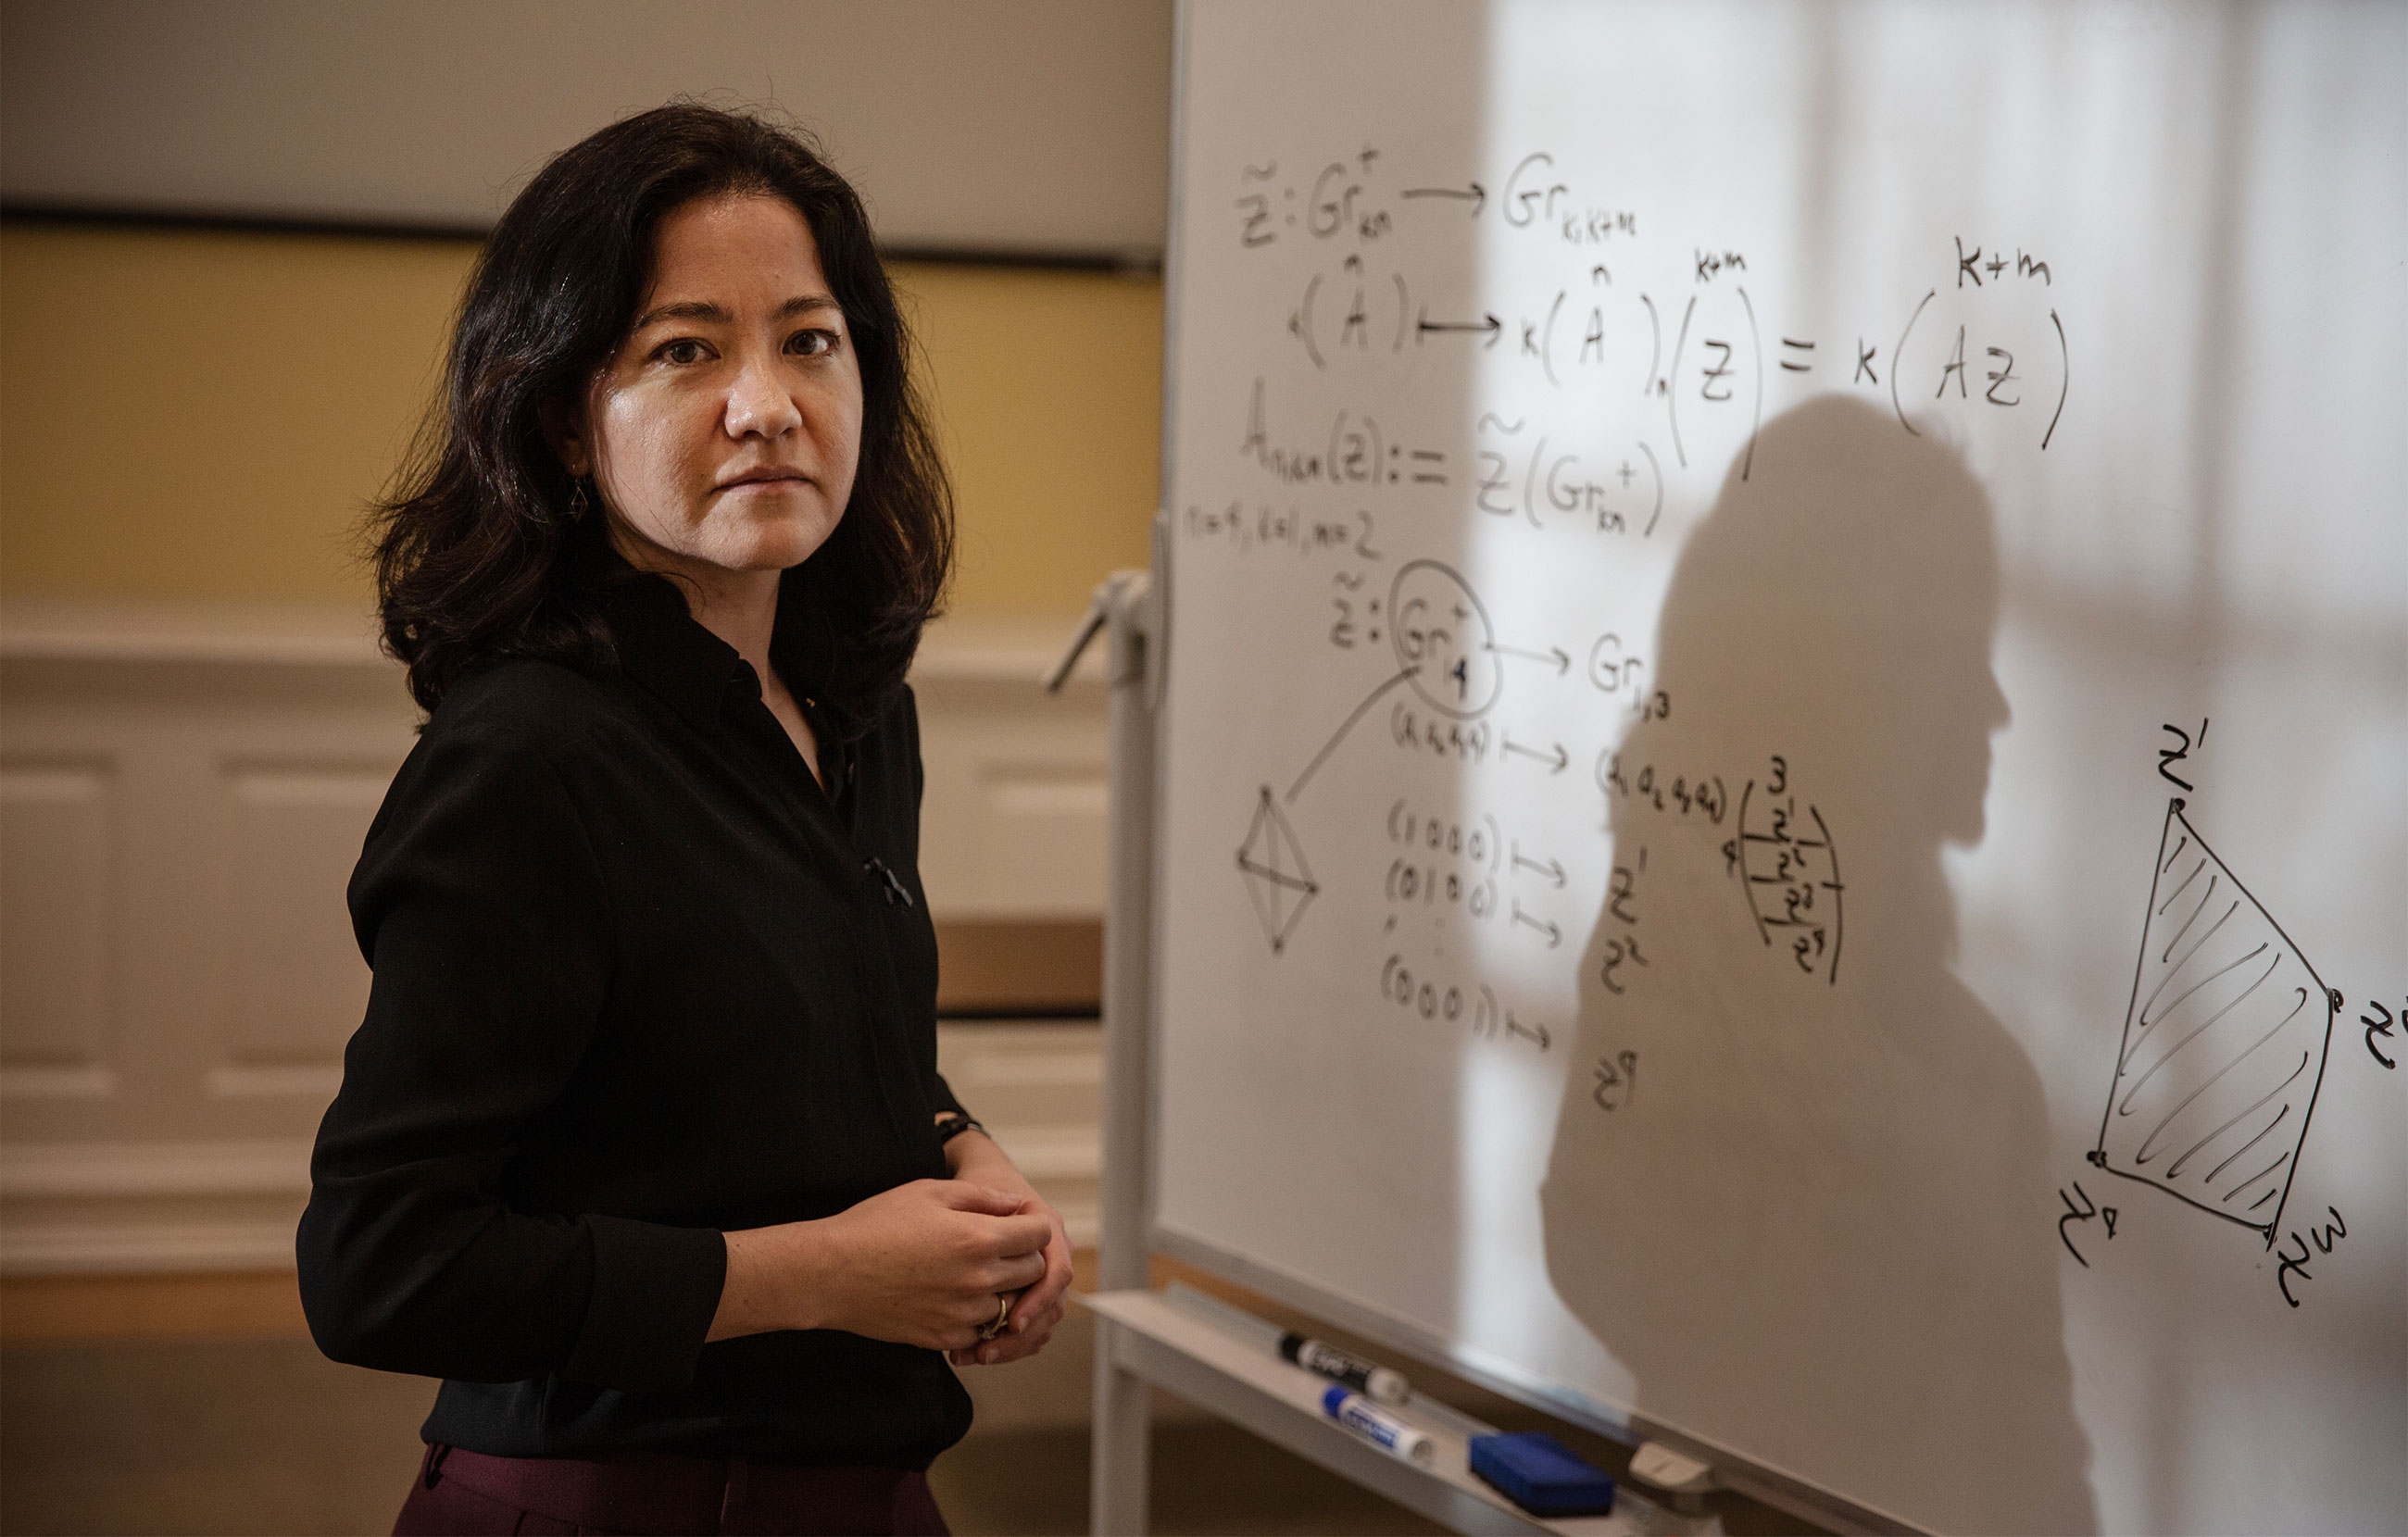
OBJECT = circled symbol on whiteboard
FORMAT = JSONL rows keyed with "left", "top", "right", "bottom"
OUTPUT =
{"left": 1388, "top": 559, "right": 1501, "bottom": 719}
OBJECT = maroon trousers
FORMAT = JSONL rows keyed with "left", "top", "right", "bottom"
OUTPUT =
{"left": 394, "top": 1442, "right": 950, "bottom": 1536}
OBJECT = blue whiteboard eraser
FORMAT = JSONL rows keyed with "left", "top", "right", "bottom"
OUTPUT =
{"left": 1468, "top": 1431, "right": 1615, "bottom": 1517}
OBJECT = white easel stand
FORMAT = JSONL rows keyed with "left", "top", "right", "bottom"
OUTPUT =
{"left": 1059, "top": 568, "right": 1160, "bottom": 1537}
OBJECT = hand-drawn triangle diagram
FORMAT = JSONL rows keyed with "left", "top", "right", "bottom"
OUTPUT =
{"left": 1235, "top": 784, "right": 1319, "bottom": 954}
{"left": 2092, "top": 799, "right": 2337, "bottom": 1243}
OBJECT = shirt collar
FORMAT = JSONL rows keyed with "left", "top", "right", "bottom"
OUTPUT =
{"left": 599, "top": 575, "right": 849, "bottom": 800}
{"left": 602, "top": 574, "right": 759, "bottom": 738}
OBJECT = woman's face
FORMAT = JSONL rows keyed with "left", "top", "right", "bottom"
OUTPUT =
{"left": 560, "top": 193, "right": 863, "bottom": 586}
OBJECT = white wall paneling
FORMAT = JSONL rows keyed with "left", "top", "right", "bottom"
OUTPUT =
{"left": 0, "top": 601, "right": 1108, "bottom": 1271}
{"left": 911, "top": 616, "right": 1111, "bottom": 922}
{"left": 934, "top": 1022, "right": 1102, "bottom": 1248}
{"left": 219, "top": 765, "right": 391, "bottom": 1087}
{"left": 0, "top": 761, "right": 114, "bottom": 1081}
{"left": 0, "top": 1137, "right": 316, "bottom": 1274}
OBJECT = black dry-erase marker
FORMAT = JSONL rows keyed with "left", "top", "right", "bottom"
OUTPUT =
{"left": 1282, "top": 1332, "right": 1409, "bottom": 1405}
{"left": 1162, "top": 1282, "right": 1413, "bottom": 1406}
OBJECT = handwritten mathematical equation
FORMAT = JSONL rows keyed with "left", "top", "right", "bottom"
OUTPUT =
{"left": 1237, "top": 551, "right": 1842, "bottom": 1000}
{"left": 1472, "top": 414, "right": 1663, "bottom": 537}
{"left": 1381, "top": 799, "right": 1569, "bottom": 948}
{"left": 1377, "top": 954, "right": 1552, "bottom": 1054}
{"left": 1595, "top": 841, "right": 1649, "bottom": 999}
{"left": 1206, "top": 135, "right": 2402, "bottom": 1331}
{"left": 1182, "top": 498, "right": 1386, "bottom": 563}
{"left": 1230, "top": 381, "right": 1669, "bottom": 550}
{"left": 1731, "top": 758, "right": 1847, "bottom": 985}
{"left": 1234, "top": 147, "right": 1634, "bottom": 253}
{"left": 1240, "top": 379, "right": 1450, "bottom": 490}
{"left": 1592, "top": 746, "right": 1843, "bottom": 986}
{"left": 1278, "top": 260, "right": 2068, "bottom": 460}
{"left": 1233, "top": 144, "right": 2071, "bottom": 456}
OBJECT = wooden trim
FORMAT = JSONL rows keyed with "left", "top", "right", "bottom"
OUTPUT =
{"left": 935, "top": 919, "right": 1102, "bottom": 1017}
{"left": 0, "top": 203, "right": 1163, "bottom": 271}
{"left": 0, "top": 1269, "right": 307, "bottom": 1341}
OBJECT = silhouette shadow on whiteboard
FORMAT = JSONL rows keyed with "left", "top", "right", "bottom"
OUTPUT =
{"left": 1539, "top": 396, "right": 2099, "bottom": 1534}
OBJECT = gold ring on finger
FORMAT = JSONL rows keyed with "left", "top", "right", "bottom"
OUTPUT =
{"left": 979, "top": 1292, "right": 1012, "bottom": 1341}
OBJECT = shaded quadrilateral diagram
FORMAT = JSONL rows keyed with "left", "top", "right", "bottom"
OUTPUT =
{"left": 1237, "top": 785, "right": 1319, "bottom": 953}
{"left": 2092, "top": 799, "right": 2339, "bottom": 1243}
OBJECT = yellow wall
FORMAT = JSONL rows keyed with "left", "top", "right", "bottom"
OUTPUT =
{"left": 895, "top": 261, "right": 1160, "bottom": 617}
{"left": 0, "top": 223, "right": 1160, "bottom": 617}
{"left": 0, "top": 224, "right": 464, "bottom": 600}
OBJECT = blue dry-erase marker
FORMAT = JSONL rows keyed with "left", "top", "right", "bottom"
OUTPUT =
{"left": 1321, "top": 1384, "right": 1435, "bottom": 1468}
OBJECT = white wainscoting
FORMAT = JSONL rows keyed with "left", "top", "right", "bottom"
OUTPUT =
{"left": 934, "top": 1020, "right": 1102, "bottom": 1247}
{"left": 910, "top": 617, "right": 1110, "bottom": 920}
{"left": 0, "top": 600, "right": 1108, "bottom": 1273}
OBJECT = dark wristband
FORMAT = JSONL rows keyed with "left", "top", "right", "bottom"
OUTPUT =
{"left": 934, "top": 1113, "right": 986, "bottom": 1146}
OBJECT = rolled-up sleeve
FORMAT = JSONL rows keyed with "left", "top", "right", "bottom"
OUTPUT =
{"left": 296, "top": 724, "right": 724, "bottom": 1393}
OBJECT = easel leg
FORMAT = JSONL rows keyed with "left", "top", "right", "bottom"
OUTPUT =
{"left": 1090, "top": 1317, "right": 1151, "bottom": 1535}
{"left": 1089, "top": 559, "right": 1160, "bottom": 1535}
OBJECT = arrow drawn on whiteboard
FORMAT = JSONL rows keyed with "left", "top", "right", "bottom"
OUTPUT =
{"left": 1500, "top": 735, "right": 1568, "bottom": 774}
{"left": 1511, "top": 844, "right": 1567, "bottom": 887}
{"left": 1417, "top": 309, "right": 1502, "bottom": 346}
{"left": 1511, "top": 901, "right": 1563, "bottom": 948}
{"left": 1286, "top": 668, "right": 1420, "bottom": 804}
{"left": 1487, "top": 642, "right": 1570, "bottom": 675}
{"left": 1399, "top": 182, "right": 1486, "bottom": 215}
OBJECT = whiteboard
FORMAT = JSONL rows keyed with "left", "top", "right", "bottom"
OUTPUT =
{"left": 1151, "top": 4, "right": 2405, "bottom": 1532}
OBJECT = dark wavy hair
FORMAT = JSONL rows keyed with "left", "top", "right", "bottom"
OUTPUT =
{"left": 370, "top": 104, "right": 952, "bottom": 736}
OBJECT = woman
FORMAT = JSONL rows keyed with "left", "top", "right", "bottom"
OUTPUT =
{"left": 297, "top": 105, "right": 1072, "bottom": 1536}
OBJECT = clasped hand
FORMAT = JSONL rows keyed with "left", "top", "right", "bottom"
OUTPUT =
{"left": 710, "top": 1168, "right": 1072, "bottom": 1367}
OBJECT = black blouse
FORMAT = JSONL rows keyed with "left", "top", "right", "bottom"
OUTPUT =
{"left": 297, "top": 578, "right": 973, "bottom": 1468}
